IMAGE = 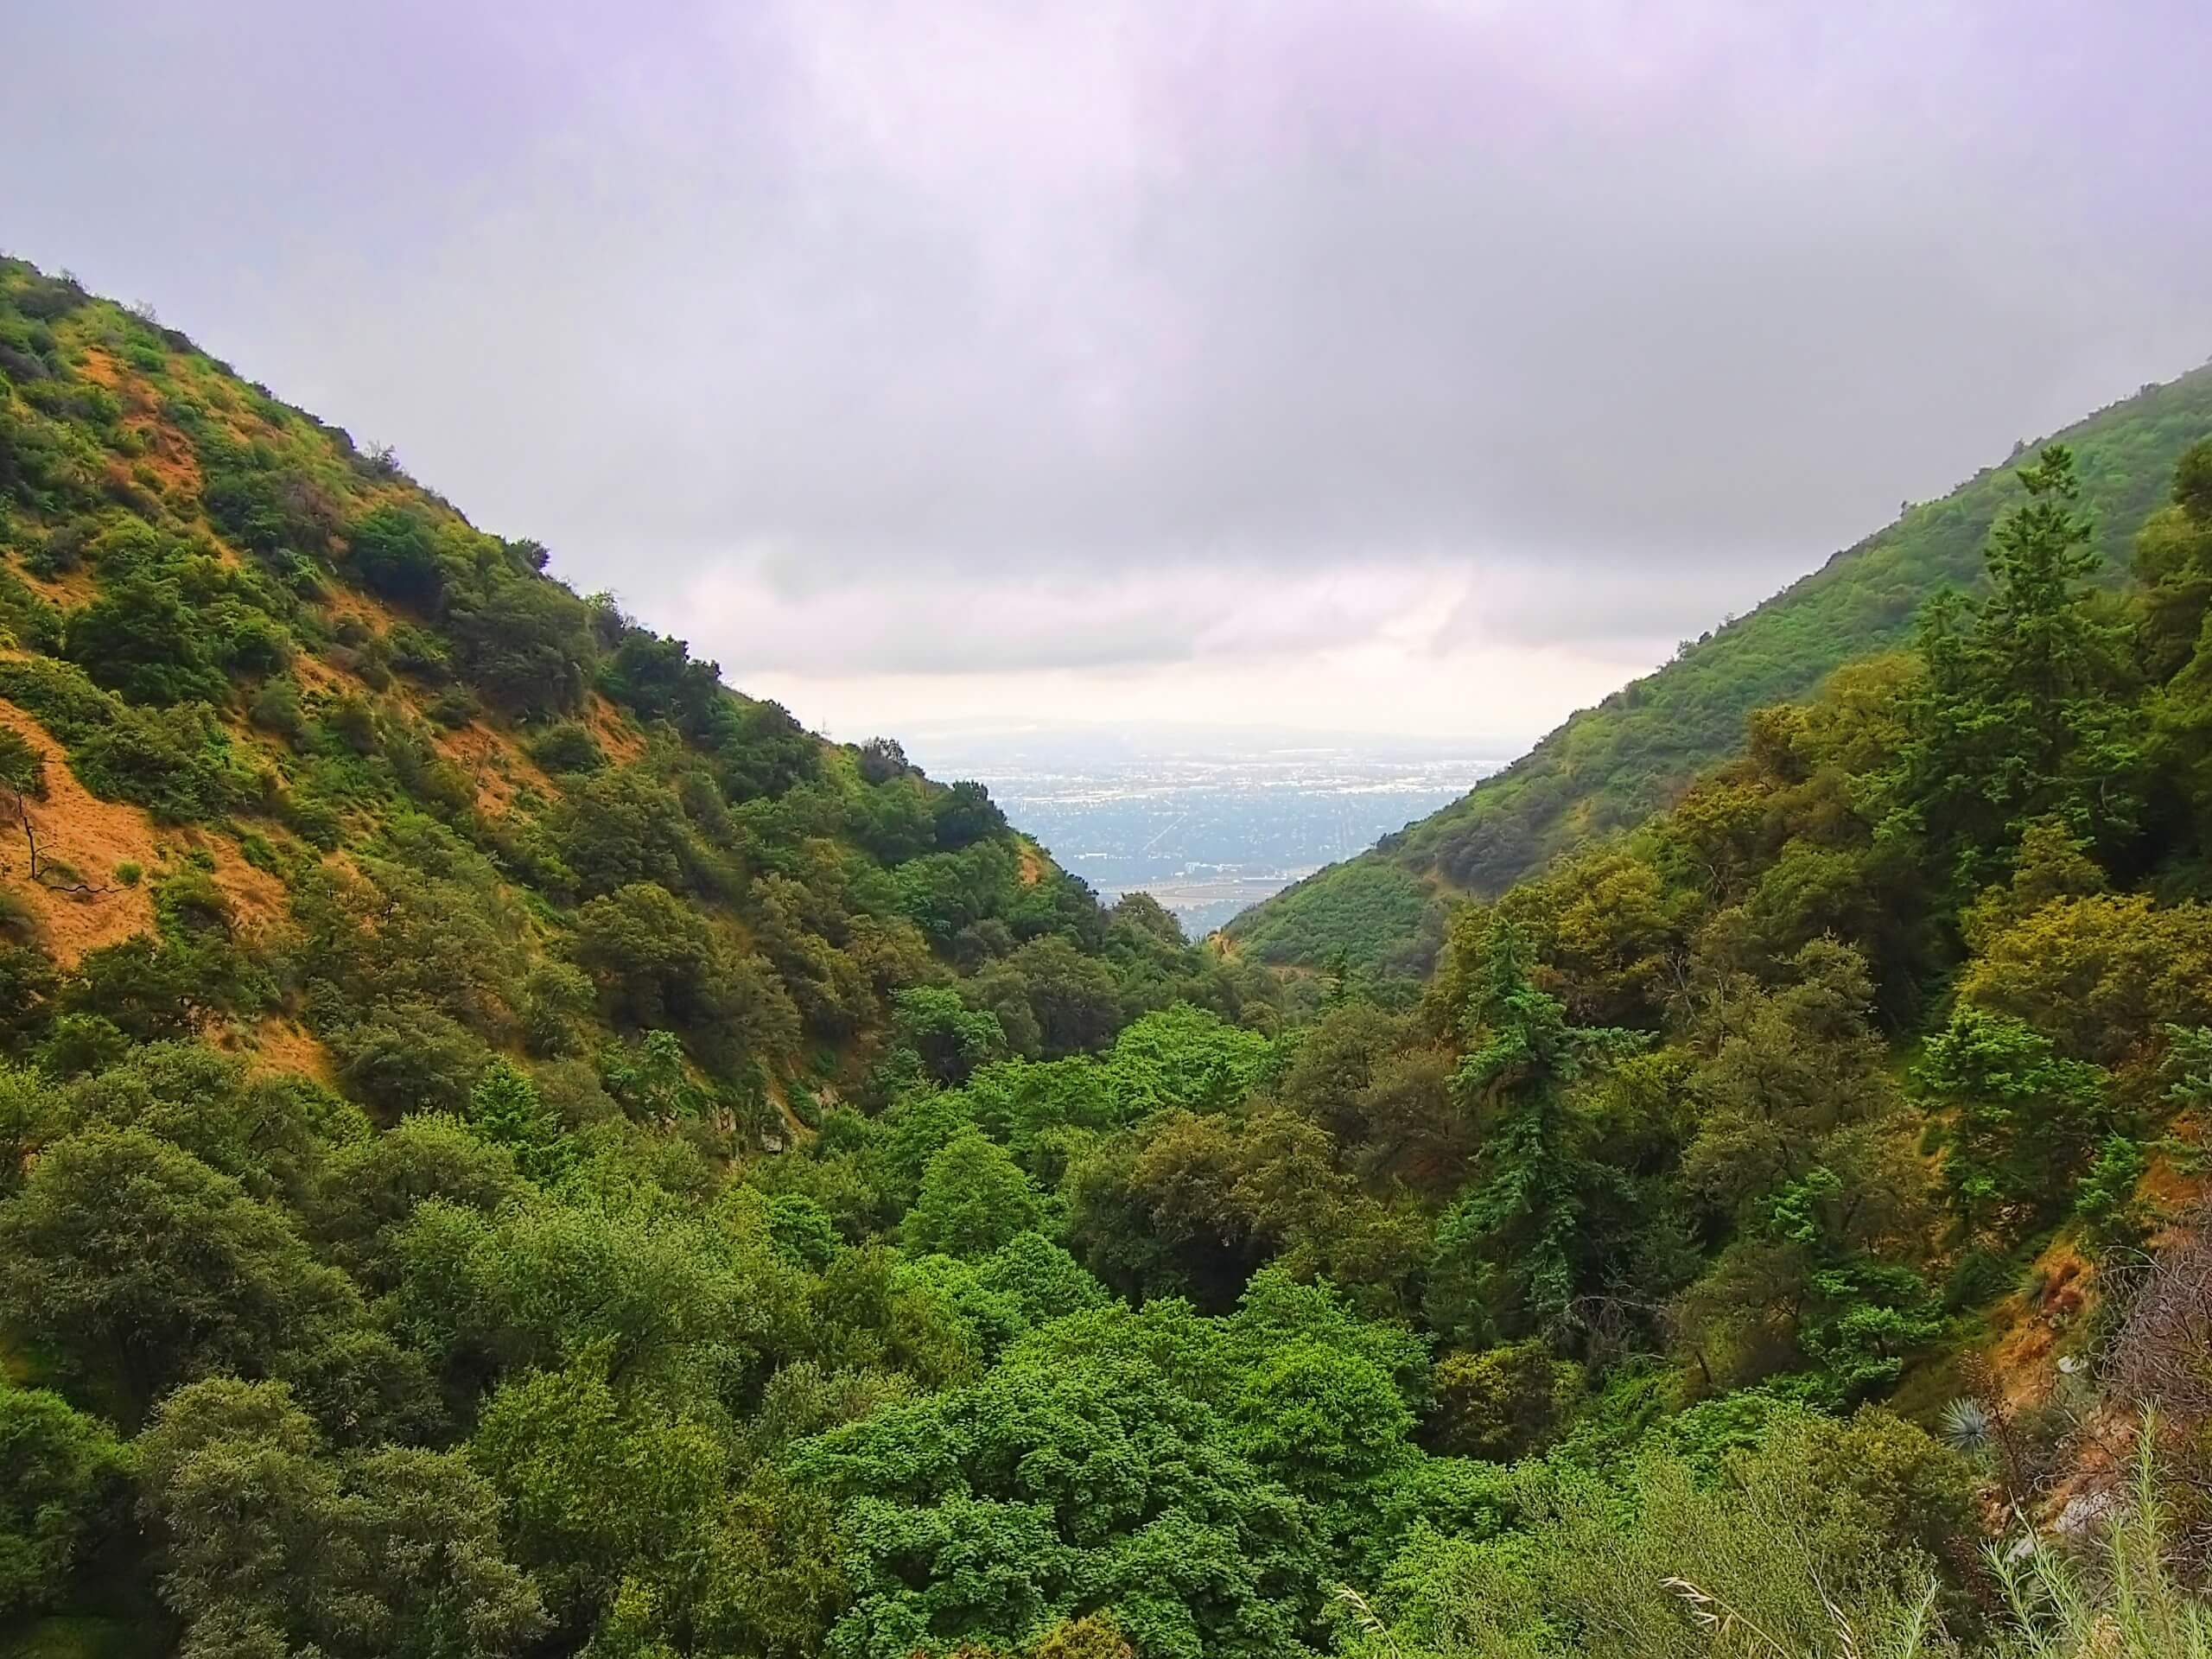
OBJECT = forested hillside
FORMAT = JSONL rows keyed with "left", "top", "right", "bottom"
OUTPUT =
{"left": 1226, "top": 364, "right": 2212, "bottom": 977}
{"left": 0, "top": 257, "right": 1279, "bottom": 1094}
{"left": 0, "top": 257, "right": 1272, "bottom": 1647}
{"left": 10, "top": 260, "right": 2212, "bottom": 1659}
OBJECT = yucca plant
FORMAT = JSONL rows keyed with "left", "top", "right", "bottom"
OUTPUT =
{"left": 1940, "top": 1396, "right": 1995, "bottom": 1452}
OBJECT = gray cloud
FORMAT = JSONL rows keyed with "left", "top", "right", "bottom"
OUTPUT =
{"left": 4, "top": 0, "right": 2209, "bottom": 732}
{"left": 674, "top": 560, "right": 1444, "bottom": 675}
{"left": 1439, "top": 559, "right": 1767, "bottom": 655}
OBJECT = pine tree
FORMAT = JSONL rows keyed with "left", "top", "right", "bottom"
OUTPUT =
{"left": 467, "top": 1060, "right": 575, "bottom": 1186}
{"left": 1890, "top": 445, "right": 2141, "bottom": 890}
{"left": 1426, "top": 922, "right": 1643, "bottom": 1342}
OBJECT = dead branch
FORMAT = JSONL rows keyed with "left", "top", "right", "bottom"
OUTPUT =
{"left": 0, "top": 779, "right": 111, "bottom": 899}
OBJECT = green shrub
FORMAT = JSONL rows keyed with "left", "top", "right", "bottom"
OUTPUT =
{"left": 766, "top": 1192, "right": 840, "bottom": 1268}
{"left": 36, "top": 1014, "right": 130, "bottom": 1077}
{"left": 0, "top": 569, "right": 65, "bottom": 655}
{"left": 1943, "top": 1246, "right": 2021, "bottom": 1313}
{"left": 1429, "top": 1341, "right": 1586, "bottom": 1462}
{"left": 525, "top": 721, "right": 605, "bottom": 774}
{"left": 785, "top": 1077, "right": 823, "bottom": 1130}
{"left": 200, "top": 453, "right": 342, "bottom": 560}
{"left": 64, "top": 575, "right": 230, "bottom": 706}
{"left": 248, "top": 672, "right": 306, "bottom": 741}
{"left": 320, "top": 692, "right": 378, "bottom": 756}
{"left": 64, "top": 931, "right": 262, "bottom": 1043}
{"left": 0, "top": 727, "right": 47, "bottom": 797}
{"left": 444, "top": 575, "right": 597, "bottom": 721}
{"left": 0, "top": 1383, "right": 131, "bottom": 1616}
{"left": 280, "top": 786, "right": 345, "bottom": 849}
{"left": 346, "top": 504, "right": 446, "bottom": 608}
{"left": 26, "top": 524, "right": 87, "bottom": 580}
{"left": 426, "top": 686, "right": 478, "bottom": 728}
{"left": 71, "top": 702, "right": 256, "bottom": 822}
{"left": 388, "top": 623, "right": 451, "bottom": 682}
{"left": 327, "top": 1000, "right": 491, "bottom": 1117}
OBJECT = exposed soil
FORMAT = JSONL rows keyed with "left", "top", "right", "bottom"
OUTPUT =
{"left": 431, "top": 719, "right": 552, "bottom": 816}
{"left": 126, "top": 416, "right": 206, "bottom": 503}
{"left": 207, "top": 845, "right": 289, "bottom": 933}
{"left": 0, "top": 701, "right": 160, "bottom": 963}
{"left": 1986, "top": 1237, "right": 2094, "bottom": 1415}
{"left": 321, "top": 586, "right": 391, "bottom": 636}
{"left": 13, "top": 563, "right": 99, "bottom": 608}
{"left": 73, "top": 346, "right": 125, "bottom": 391}
{"left": 587, "top": 692, "right": 646, "bottom": 764}
{"left": 0, "top": 700, "right": 293, "bottom": 968}
{"left": 240, "top": 1015, "right": 338, "bottom": 1085}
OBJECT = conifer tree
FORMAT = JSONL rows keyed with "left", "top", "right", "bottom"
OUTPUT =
{"left": 1426, "top": 922, "right": 1643, "bottom": 1342}
{"left": 1891, "top": 445, "right": 2141, "bottom": 888}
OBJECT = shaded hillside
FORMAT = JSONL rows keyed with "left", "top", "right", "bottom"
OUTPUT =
{"left": 1225, "top": 362, "right": 2212, "bottom": 975}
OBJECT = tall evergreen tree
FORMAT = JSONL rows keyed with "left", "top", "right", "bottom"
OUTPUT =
{"left": 1890, "top": 445, "right": 2142, "bottom": 888}
{"left": 1426, "top": 922, "right": 1643, "bottom": 1343}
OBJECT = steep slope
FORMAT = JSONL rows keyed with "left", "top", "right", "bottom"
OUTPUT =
{"left": 1225, "top": 363, "right": 2212, "bottom": 975}
{"left": 0, "top": 257, "right": 1276, "bottom": 1118}
{"left": 0, "top": 256, "right": 1307, "bottom": 1658}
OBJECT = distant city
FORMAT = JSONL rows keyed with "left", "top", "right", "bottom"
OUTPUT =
{"left": 903, "top": 725, "right": 1503, "bottom": 937}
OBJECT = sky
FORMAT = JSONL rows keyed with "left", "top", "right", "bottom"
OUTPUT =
{"left": 6, "top": 0, "right": 2210, "bottom": 749}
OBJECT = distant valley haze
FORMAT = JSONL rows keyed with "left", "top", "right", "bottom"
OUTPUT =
{"left": 6, "top": 0, "right": 2209, "bottom": 773}
{"left": 899, "top": 723, "right": 1507, "bottom": 934}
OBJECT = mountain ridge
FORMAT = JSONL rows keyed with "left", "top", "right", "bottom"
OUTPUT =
{"left": 1223, "top": 359, "right": 2212, "bottom": 975}
{"left": 0, "top": 255, "right": 1280, "bottom": 1109}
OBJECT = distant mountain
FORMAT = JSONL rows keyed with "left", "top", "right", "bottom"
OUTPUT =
{"left": 1223, "top": 362, "right": 2212, "bottom": 975}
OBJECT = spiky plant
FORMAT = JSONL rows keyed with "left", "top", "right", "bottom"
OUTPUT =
{"left": 1939, "top": 1395, "right": 1994, "bottom": 1452}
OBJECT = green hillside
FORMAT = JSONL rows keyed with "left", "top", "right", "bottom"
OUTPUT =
{"left": 0, "top": 257, "right": 1279, "bottom": 1103}
{"left": 11, "top": 256, "right": 2212, "bottom": 1659}
{"left": 1225, "top": 363, "right": 2212, "bottom": 976}
{"left": 0, "top": 255, "right": 1291, "bottom": 1654}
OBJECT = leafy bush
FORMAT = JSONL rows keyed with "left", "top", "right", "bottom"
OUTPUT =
{"left": 444, "top": 573, "right": 596, "bottom": 720}
{"left": 248, "top": 671, "right": 306, "bottom": 740}
{"left": 67, "top": 573, "right": 232, "bottom": 704}
{"left": 201, "top": 454, "right": 344, "bottom": 563}
{"left": 0, "top": 1382, "right": 130, "bottom": 1616}
{"left": 346, "top": 504, "right": 446, "bottom": 608}
{"left": 526, "top": 721, "right": 606, "bottom": 773}
{"left": 569, "top": 882, "right": 801, "bottom": 1071}
{"left": 1429, "top": 1341, "right": 1586, "bottom": 1461}
{"left": 327, "top": 1000, "right": 493, "bottom": 1117}
{"left": 0, "top": 656, "right": 256, "bottom": 820}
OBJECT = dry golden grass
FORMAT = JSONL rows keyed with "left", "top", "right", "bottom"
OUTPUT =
{"left": 0, "top": 701, "right": 160, "bottom": 963}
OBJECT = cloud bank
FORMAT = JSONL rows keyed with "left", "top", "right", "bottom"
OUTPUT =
{"left": 6, "top": 0, "right": 2209, "bottom": 740}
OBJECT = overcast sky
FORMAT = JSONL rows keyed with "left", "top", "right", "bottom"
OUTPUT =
{"left": 7, "top": 1, "right": 2209, "bottom": 747}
